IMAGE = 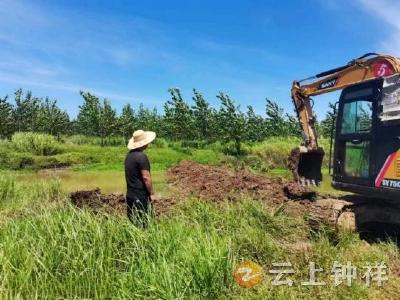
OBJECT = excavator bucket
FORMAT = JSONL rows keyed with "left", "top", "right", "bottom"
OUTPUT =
{"left": 288, "top": 147, "right": 324, "bottom": 186}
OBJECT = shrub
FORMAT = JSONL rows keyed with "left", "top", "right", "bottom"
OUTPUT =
{"left": 33, "top": 156, "right": 69, "bottom": 169}
{"left": 8, "top": 152, "right": 35, "bottom": 169}
{"left": 64, "top": 135, "right": 125, "bottom": 147}
{"left": 151, "top": 137, "right": 168, "bottom": 148}
{"left": 53, "top": 152, "right": 99, "bottom": 166}
{"left": 11, "top": 133, "right": 62, "bottom": 156}
{"left": 221, "top": 141, "right": 249, "bottom": 156}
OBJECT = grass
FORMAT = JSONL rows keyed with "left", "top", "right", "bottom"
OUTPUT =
{"left": 0, "top": 134, "right": 222, "bottom": 171}
{"left": 0, "top": 175, "right": 399, "bottom": 298}
{"left": 1, "top": 134, "right": 398, "bottom": 298}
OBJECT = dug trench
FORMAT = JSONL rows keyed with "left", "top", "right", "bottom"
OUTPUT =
{"left": 68, "top": 160, "right": 317, "bottom": 219}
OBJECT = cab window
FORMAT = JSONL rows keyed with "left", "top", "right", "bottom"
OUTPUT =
{"left": 341, "top": 100, "right": 373, "bottom": 134}
{"left": 344, "top": 141, "right": 370, "bottom": 178}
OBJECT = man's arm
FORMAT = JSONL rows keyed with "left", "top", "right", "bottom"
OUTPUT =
{"left": 141, "top": 169, "right": 153, "bottom": 196}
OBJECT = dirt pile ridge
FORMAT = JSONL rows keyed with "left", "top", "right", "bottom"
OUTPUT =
{"left": 68, "top": 161, "right": 316, "bottom": 217}
{"left": 69, "top": 188, "right": 125, "bottom": 214}
{"left": 69, "top": 189, "right": 176, "bottom": 217}
{"left": 168, "top": 161, "right": 315, "bottom": 205}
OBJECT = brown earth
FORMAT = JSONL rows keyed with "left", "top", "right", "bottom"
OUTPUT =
{"left": 69, "top": 188, "right": 177, "bottom": 217}
{"left": 167, "top": 160, "right": 315, "bottom": 205}
{"left": 287, "top": 147, "right": 301, "bottom": 181}
{"left": 68, "top": 160, "right": 316, "bottom": 217}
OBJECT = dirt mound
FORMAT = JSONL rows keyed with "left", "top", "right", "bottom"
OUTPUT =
{"left": 168, "top": 161, "right": 315, "bottom": 205}
{"left": 68, "top": 161, "right": 315, "bottom": 218}
{"left": 288, "top": 147, "right": 301, "bottom": 181}
{"left": 69, "top": 188, "right": 126, "bottom": 214}
{"left": 69, "top": 189, "right": 176, "bottom": 217}
{"left": 284, "top": 182, "right": 316, "bottom": 200}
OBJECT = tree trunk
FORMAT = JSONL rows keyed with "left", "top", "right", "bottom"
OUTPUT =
{"left": 235, "top": 138, "right": 241, "bottom": 156}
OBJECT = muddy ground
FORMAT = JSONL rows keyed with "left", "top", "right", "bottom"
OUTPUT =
{"left": 69, "top": 160, "right": 316, "bottom": 217}
{"left": 69, "top": 188, "right": 177, "bottom": 218}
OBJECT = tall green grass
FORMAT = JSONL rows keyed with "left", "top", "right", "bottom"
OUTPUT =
{"left": 0, "top": 173, "right": 63, "bottom": 216}
{"left": 0, "top": 175, "right": 399, "bottom": 298}
{"left": 0, "top": 133, "right": 222, "bottom": 170}
{"left": 11, "top": 132, "right": 62, "bottom": 156}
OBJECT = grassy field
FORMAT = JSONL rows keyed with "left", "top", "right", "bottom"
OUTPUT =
{"left": 0, "top": 133, "right": 398, "bottom": 299}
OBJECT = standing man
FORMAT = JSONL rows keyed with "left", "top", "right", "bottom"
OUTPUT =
{"left": 125, "top": 129, "right": 156, "bottom": 226}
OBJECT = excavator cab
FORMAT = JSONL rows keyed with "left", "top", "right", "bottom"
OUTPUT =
{"left": 290, "top": 53, "right": 400, "bottom": 201}
{"left": 333, "top": 76, "right": 400, "bottom": 201}
{"left": 332, "top": 79, "right": 379, "bottom": 190}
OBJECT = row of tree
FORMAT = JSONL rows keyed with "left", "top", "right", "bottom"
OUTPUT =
{"left": 0, "top": 89, "right": 70, "bottom": 139}
{"left": 0, "top": 88, "right": 334, "bottom": 152}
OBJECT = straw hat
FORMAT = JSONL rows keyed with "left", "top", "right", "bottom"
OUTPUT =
{"left": 127, "top": 130, "right": 156, "bottom": 150}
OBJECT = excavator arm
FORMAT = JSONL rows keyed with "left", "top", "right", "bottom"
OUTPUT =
{"left": 290, "top": 53, "right": 400, "bottom": 184}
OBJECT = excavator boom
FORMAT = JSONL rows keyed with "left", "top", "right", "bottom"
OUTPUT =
{"left": 290, "top": 53, "right": 400, "bottom": 184}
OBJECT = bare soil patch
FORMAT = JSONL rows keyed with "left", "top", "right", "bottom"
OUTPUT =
{"left": 167, "top": 160, "right": 315, "bottom": 205}
{"left": 69, "top": 188, "right": 176, "bottom": 217}
{"left": 68, "top": 161, "right": 316, "bottom": 217}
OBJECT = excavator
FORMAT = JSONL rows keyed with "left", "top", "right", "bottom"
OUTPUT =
{"left": 290, "top": 53, "right": 400, "bottom": 231}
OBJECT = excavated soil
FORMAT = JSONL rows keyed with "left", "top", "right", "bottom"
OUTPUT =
{"left": 167, "top": 161, "right": 315, "bottom": 205}
{"left": 69, "top": 188, "right": 177, "bottom": 217}
{"left": 287, "top": 147, "right": 301, "bottom": 181}
{"left": 68, "top": 161, "right": 316, "bottom": 217}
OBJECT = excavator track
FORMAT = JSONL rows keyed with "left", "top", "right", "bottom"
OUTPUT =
{"left": 308, "top": 196, "right": 400, "bottom": 237}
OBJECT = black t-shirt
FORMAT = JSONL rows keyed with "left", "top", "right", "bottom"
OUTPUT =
{"left": 124, "top": 149, "right": 150, "bottom": 198}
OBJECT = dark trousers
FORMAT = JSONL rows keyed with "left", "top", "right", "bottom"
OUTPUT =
{"left": 126, "top": 195, "right": 151, "bottom": 227}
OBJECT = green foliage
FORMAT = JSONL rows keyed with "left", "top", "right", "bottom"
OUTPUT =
{"left": 64, "top": 135, "right": 125, "bottom": 146}
{"left": 1, "top": 87, "right": 335, "bottom": 148}
{"left": 76, "top": 91, "right": 101, "bottom": 136}
{"left": 76, "top": 92, "right": 119, "bottom": 146}
{"left": 192, "top": 89, "right": 216, "bottom": 140}
{"left": 164, "top": 88, "right": 195, "bottom": 140}
{"left": 265, "top": 98, "right": 300, "bottom": 137}
{"left": 319, "top": 102, "right": 337, "bottom": 138}
{"left": 119, "top": 103, "right": 136, "bottom": 143}
{"left": 35, "top": 98, "right": 70, "bottom": 137}
{"left": 0, "top": 96, "right": 14, "bottom": 139}
{"left": 217, "top": 92, "right": 247, "bottom": 155}
{"left": 245, "top": 105, "right": 265, "bottom": 142}
{"left": 135, "top": 104, "right": 162, "bottom": 134}
{"left": 13, "top": 89, "right": 40, "bottom": 132}
{"left": 99, "top": 99, "right": 118, "bottom": 146}
{"left": 11, "top": 132, "right": 62, "bottom": 156}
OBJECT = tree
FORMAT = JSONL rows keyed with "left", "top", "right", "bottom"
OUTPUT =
{"left": 265, "top": 99, "right": 287, "bottom": 136}
{"left": 35, "top": 98, "right": 70, "bottom": 138}
{"left": 135, "top": 104, "right": 161, "bottom": 134}
{"left": 76, "top": 91, "right": 118, "bottom": 145}
{"left": 13, "top": 89, "right": 40, "bottom": 132}
{"left": 76, "top": 91, "right": 101, "bottom": 136}
{"left": 285, "top": 114, "right": 301, "bottom": 136}
{"left": 245, "top": 105, "right": 265, "bottom": 142}
{"left": 119, "top": 104, "right": 136, "bottom": 142}
{"left": 319, "top": 102, "right": 337, "bottom": 138}
{"left": 192, "top": 89, "right": 215, "bottom": 140}
{"left": 98, "top": 99, "right": 118, "bottom": 146}
{"left": 164, "top": 88, "right": 195, "bottom": 140}
{"left": 0, "top": 96, "right": 14, "bottom": 138}
{"left": 217, "top": 92, "right": 246, "bottom": 155}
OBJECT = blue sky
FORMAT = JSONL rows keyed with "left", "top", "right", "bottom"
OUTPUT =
{"left": 0, "top": 0, "right": 399, "bottom": 118}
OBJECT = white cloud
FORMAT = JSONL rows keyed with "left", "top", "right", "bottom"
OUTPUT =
{"left": 0, "top": 0, "right": 171, "bottom": 107}
{"left": 0, "top": 71, "right": 143, "bottom": 104}
{"left": 356, "top": 0, "right": 400, "bottom": 55}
